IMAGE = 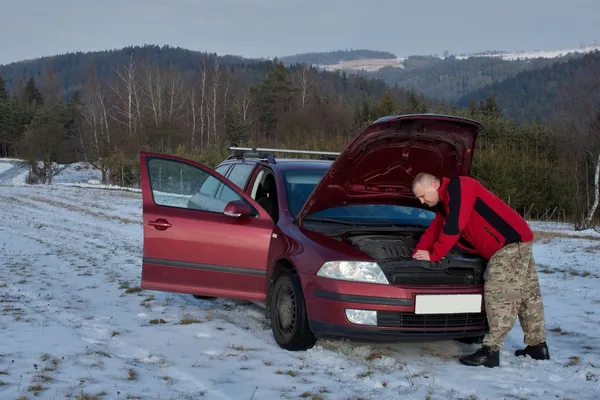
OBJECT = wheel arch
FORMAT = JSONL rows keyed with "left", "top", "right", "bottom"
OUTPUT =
{"left": 265, "top": 257, "right": 301, "bottom": 319}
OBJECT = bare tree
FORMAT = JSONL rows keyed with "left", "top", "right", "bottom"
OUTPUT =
{"left": 109, "top": 54, "right": 141, "bottom": 140}
{"left": 78, "top": 70, "right": 113, "bottom": 183}
{"left": 295, "top": 65, "right": 312, "bottom": 110}
{"left": 559, "top": 52, "right": 600, "bottom": 229}
{"left": 210, "top": 60, "right": 221, "bottom": 143}
{"left": 199, "top": 59, "right": 207, "bottom": 147}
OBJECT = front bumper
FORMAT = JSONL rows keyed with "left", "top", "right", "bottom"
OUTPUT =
{"left": 303, "top": 275, "right": 488, "bottom": 341}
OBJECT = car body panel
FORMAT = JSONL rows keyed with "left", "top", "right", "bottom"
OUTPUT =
{"left": 297, "top": 114, "right": 483, "bottom": 222}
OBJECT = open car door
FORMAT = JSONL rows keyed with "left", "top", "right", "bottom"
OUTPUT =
{"left": 139, "top": 152, "right": 274, "bottom": 302}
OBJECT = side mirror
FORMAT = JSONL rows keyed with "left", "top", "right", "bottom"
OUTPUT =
{"left": 223, "top": 200, "right": 253, "bottom": 218}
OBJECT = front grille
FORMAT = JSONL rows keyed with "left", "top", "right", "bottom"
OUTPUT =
{"left": 377, "top": 311, "right": 487, "bottom": 329}
{"left": 392, "top": 270, "right": 481, "bottom": 285}
{"left": 378, "top": 261, "right": 484, "bottom": 286}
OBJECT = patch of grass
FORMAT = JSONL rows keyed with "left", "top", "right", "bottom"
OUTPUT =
{"left": 140, "top": 295, "right": 155, "bottom": 307}
{"left": 27, "top": 383, "right": 46, "bottom": 395}
{"left": 149, "top": 318, "right": 168, "bottom": 324}
{"left": 124, "top": 287, "right": 143, "bottom": 294}
{"left": 421, "top": 347, "right": 453, "bottom": 360}
{"left": 179, "top": 315, "right": 202, "bottom": 325}
{"left": 566, "top": 356, "right": 581, "bottom": 366}
{"left": 533, "top": 230, "right": 600, "bottom": 242}
{"left": 37, "top": 374, "right": 54, "bottom": 383}
{"left": 264, "top": 361, "right": 272, "bottom": 366}
{"left": 299, "top": 393, "right": 325, "bottom": 400}
{"left": 550, "top": 326, "right": 569, "bottom": 335}
{"left": 94, "top": 350, "right": 111, "bottom": 358}
{"left": 127, "top": 368, "right": 137, "bottom": 380}
{"left": 111, "top": 330, "right": 120, "bottom": 337}
{"left": 275, "top": 369, "right": 297, "bottom": 377}
{"left": 118, "top": 281, "right": 130, "bottom": 289}
{"left": 357, "top": 370, "right": 373, "bottom": 378}
{"left": 583, "top": 244, "right": 600, "bottom": 253}
{"left": 40, "top": 355, "right": 60, "bottom": 373}
{"left": 75, "top": 393, "right": 103, "bottom": 400}
{"left": 365, "top": 351, "right": 385, "bottom": 361}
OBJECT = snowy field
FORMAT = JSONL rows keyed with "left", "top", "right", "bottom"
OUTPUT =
{"left": 0, "top": 160, "right": 599, "bottom": 400}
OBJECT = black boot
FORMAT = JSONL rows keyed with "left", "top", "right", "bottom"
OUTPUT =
{"left": 515, "top": 342, "right": 550, "bottom": 360}
{"left": 459, "top": 346, "right": 500, "bottom": 368}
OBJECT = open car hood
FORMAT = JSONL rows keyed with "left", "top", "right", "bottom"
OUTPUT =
{"left": 297, "top": 114, "right": 483, "bottom": 222}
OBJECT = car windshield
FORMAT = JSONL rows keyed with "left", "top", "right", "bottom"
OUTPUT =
{"left": 282, "top": 169, "right": 436, "bottom": 227}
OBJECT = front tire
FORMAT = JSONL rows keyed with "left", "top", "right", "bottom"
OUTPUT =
{"left": 270, "top": 270, "right": 317, "bottom": 351}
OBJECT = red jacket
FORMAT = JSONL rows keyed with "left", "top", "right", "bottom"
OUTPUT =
{"left": 414, "top": 176, "right": 533, "bottom": 262}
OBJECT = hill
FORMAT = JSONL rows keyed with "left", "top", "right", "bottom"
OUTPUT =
{"left": 455, "top": 49, "right": 600, "bottom": 121}
{"left": 0, "top": 44, "right": 267, "bottom": 98}
{"left": 278, "top": 46, "right": 599, "bottom": 103}
{"left": 279, "top": 49, "right": 397, "bottom": 66}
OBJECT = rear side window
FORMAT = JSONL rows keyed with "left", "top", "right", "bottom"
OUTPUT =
{"left": 214, "top": 164, "right": 230, "bottom": 176}
{"left": 226, "top": 163, "right": 255, "bottom": 189}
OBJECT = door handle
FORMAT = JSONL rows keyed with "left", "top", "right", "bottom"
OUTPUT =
{"left": 148, "top": 219, "right": 172, "bottom": 230}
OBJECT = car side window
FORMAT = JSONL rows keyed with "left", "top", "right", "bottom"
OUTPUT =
{"left": 226, "top": 163, "right": 255, "bottom": 189}
{"left": 147, "top": 157, "right": 248, "bottom": 214}
{"left": 214, "top": 164, "right": 230, "bottom": 176}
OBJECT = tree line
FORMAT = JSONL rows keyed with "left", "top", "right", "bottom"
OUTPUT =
{"left": 0, "top": 52, "right": 598, "bottom": 229}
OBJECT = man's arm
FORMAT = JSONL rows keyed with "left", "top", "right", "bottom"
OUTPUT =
{"left": 429, "top": 177, "right": 476, "bottom": 262}
{"left": 412, "top": 212, "right": 444, "bottom": 254}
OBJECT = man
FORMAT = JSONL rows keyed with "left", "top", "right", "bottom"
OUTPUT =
{"left": 411, "top": 172, "right": 550, "bottom": 368}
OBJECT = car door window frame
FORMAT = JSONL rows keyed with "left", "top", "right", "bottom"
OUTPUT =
{"left": 145, "top": 156, "right": 257, "bottom": 216}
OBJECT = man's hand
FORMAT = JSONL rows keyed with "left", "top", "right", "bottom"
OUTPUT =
{"left": 412, "top": 250, "right": 431, "bottom": 261}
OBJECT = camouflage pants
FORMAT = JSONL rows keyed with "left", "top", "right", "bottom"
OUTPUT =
{"left": 482, "top": 241, "right": 547, "bottom": 351}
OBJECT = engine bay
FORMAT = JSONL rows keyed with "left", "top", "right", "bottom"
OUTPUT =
{"left": 342, "top": 231, "right": 486, "bottom": 285}
{"left": 302, "top": 218, "right": 488, "bottom": 286}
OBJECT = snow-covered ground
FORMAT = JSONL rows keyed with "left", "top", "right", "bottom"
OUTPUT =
{"left": 1, "top": 160, "right": 599, "bottom": 399}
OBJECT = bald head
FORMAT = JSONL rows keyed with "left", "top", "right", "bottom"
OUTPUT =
{"left": 412, "top": 173, "right": 441, "bottom": 207}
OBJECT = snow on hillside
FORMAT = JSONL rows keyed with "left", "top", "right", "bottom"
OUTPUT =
{"left": 453, "top": 44, "right": 600, "bottom": 61}
{"left": 0, "top": 160, "right": 599, "bottom": 399}
{"left": 313, "top": 44, "right": 600, "bottom": 73}
{"left": 316, "top": 58, "right": 405, "bottom": 72}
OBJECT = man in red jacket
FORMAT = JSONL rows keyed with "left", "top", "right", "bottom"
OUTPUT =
{"left": 411, "top": 172, "right": 550, "bottom": 368}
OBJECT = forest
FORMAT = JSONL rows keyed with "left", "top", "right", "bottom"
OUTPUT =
{"left": 0, "top": 45, "right": 598, "bottom": 229}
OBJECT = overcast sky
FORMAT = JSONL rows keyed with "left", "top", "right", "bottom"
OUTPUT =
{"left": 1, "top": 0, "right": 598, "bottom": 65}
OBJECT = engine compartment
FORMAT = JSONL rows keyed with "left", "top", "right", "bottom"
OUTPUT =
{"left": 343, "top": 231, "right": 486, "bottom": 286}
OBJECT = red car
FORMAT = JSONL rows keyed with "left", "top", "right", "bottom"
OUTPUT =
{"left": 139, "top": 113, "right": 488, "bottom": 351}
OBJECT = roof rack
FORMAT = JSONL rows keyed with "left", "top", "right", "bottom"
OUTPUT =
{"left": 226, "top": 146, "right": 340, "bottom": 163}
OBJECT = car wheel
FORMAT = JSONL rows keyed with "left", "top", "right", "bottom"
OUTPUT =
{"left": 270, "top": 270, "right": 317, "bottom": 351}
{"left": 192, "top": 295, "right": 216, "bottom": 300}
{"left": 455, "top": 335, "right": 484, "bottom": 344}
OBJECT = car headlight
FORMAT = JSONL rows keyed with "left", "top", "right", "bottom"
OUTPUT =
{"left": 317, "top": 261, "right": 389, "bottom": 284}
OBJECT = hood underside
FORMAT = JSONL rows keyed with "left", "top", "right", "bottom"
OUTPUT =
{"left": 297, "top": 114, "right": 483, "bottom": 222}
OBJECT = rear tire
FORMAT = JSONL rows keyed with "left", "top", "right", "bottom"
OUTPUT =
{"left": 270, "top": 270, "right": 317, "bottom": 351}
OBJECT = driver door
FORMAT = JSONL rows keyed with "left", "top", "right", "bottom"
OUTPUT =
{"left": 139, "top": 152, "right": 274, "bottom": 301}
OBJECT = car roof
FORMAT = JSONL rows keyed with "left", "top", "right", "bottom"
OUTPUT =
{"left": 218, "top": 157, "right": 333, "bottom": 172}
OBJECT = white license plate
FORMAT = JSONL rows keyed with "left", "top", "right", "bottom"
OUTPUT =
{"left": 414, "top": 294, "right": 482, "bottom": 314}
